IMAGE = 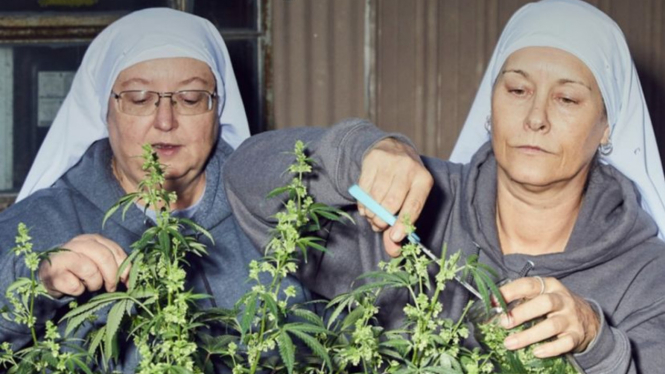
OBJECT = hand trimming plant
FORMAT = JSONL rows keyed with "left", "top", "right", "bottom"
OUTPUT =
{"left": 1, "top": 142, "right": 576, "bottom": 373}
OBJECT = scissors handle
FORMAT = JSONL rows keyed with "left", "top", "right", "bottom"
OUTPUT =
{"left": 348, "top": 184, "right": 421, "bottom": 243}
{"left": 348, "top": 184, "right": 484, "bottom": 300}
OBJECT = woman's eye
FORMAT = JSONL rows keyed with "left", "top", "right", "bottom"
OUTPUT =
{"left": 508, "top": 88, "right": 526, "bottom": 96}
{"left": 559, "top": 96, "right": 578, "bottom": 105}
{"left": 178, "top": 93, "right": 204, "bottom": 106}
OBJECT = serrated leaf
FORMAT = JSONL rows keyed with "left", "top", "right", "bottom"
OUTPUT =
{"left": 285, "top": 328, "right": 331, "bottom": 370}
{"left": 68, "top": 357, "right": 94, "bottom": 374}
{"left": 65, "top": 301, "right": 113, "bottom": 337}
{"left": 325, "top": 294, "right": 353, "bottom": 330}
{"left": 340, "top": 305, "right": 365, "bottom": 331}
{"left": 115, "top": 249, "right": 140, "bottom": 284}
{"left": 88, "top": 326, "right": 106, "bottom": 357}
{"left": 158, "top": 229, "right": 171, "bottom": 256}
{"left": 5, "top": 278, "right": 32, "bottom": 294}
{"left": 262, "top": 292, "right": 281, "bottom": 319}
{"left": 277, "top": 330, "right": 295, "bottom": 374}
{"left": 267, "top": 186, "right": 292, "bottom": 199}
{"left": 283, "top": 322, "right": 329, "bottom": 336}
{"left": 104, "top": 300, "right": 127, "bottom": 360}
{"left": 290, "top": 308, "right": 324, "bottom": 328}
{"left": 240, "top": 292, "right": 259, "bottom": 336}
{"left": 180, "top": 218, "right": 214, "bottom": 244}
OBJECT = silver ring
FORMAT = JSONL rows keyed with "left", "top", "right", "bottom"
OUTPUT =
{"left": 534, "top": 276, "right": 546, "bottom": 295}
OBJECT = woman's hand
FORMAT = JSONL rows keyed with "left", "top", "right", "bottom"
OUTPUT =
{"left": 357, "top": 137, "right": 433, "bottom": 257}
{"left": 38, "top": 234, "right": 130, "bottom": 298}
{"left": 498, "top": 276, "right": 600, "bottom": 357}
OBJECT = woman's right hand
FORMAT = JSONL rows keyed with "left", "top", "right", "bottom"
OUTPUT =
{"left": 38, "top": 234, "right": 130, "bottom": 298}
{"left": 358, "top": 137, "right": 433, "bottom": 257}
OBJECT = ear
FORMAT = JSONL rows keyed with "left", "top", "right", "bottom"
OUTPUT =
{"left": 600, "top": 123, "right": 611, "bottom": 145}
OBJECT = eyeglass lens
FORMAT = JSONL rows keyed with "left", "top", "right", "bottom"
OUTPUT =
{"left": 116, "top": 91, "right": 214, "bottom": 116}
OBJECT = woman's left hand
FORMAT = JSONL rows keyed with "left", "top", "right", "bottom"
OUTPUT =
{"left": 498, "top": 276, "right": 600, "bottom": 358}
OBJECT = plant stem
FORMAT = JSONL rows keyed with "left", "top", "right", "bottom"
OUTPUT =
{"left": 29, "top": 269, "right": 38, "bottom": 345}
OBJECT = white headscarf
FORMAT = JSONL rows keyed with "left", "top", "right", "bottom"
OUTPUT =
{"left": 17, "top": 8, "right": 250, "bottom": 201}
{"left": 449, "top": 0, "right": 665, "bottom": 239}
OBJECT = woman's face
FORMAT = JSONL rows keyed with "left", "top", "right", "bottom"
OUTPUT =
{"left": 491, "top": 47, "right": 609, "bottom": 189}
{"left": 107, "top": 57, "right": 218, "bottom": 192}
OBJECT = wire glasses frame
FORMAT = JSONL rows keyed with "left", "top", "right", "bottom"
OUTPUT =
{"left": 111, "top": 90, "right": 218, "bottom": 116}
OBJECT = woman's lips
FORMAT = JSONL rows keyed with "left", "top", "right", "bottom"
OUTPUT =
{"left": 516, "top": 145, "right": 549, "bottom": 155}
{"left": 152, "top": 143, "right": 181, "bottom": 158}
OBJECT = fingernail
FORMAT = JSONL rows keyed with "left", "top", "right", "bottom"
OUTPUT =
{"left": 390, "top": 227, "right": 404, "bottom": 242}
{"left": 500, "top": 314, "right": 512, "bottom": 328}
{"left": 504, "top": 337, "right": 518, "bottom": 349}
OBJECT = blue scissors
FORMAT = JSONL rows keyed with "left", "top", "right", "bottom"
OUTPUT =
{"left": 348, "top": 184, "right": 483, "bottom": 300}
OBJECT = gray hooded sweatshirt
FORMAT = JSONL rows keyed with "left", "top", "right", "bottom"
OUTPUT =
{"left": 224, "top": 118, "right": 665, "bottom": 374}
{"left": 0, "top": 138, "right": 309, "bottom": 372}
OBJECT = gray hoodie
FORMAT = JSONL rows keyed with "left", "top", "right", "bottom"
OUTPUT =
{"left": 0, "top": 138, "right": 309, "bottom": 372}
{"left": 224, "top": 118, "right": 665, "bottom": 374}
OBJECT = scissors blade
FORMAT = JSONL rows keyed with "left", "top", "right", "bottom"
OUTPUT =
{"left": 348, "top": 184, "right": 484, "bottom": 300}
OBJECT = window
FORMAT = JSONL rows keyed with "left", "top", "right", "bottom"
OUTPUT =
{"left": 0, "top": 0, "right": 264, "bottom": 196}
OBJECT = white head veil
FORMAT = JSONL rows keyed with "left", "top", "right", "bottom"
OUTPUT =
{"left": 17, "top": 8, "right": 251, "bottom": 201}
{"left": 449, "top": 0, "right": 665, "bottom": 239}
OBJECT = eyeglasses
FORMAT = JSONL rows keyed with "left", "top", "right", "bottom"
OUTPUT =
{"left": 111, "top": 90, "right": 217, "bottom": 116}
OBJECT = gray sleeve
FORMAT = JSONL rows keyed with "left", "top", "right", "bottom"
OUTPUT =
{"left": 574, "top": 297, "right": 665, "bottom": 373}
{"left": 223, "top": 118, "right": 414, "bottom": 323}
{"left": 0, "top": 197, "right": 79, "bottom": 349}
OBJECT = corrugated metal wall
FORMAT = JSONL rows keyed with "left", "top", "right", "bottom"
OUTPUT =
{"left": 272, "top": 0, "right": 665, "bottom": 159}
{"left": 271, "top": 0, "right": 366, "bottom": 128}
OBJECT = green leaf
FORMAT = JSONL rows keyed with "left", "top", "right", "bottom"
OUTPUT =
{"left": 325, "top": 292, "right": 355, "bottom": 329}
{"left": 115, "top": 249, "right": 140, "bottom": 284}
{"left": 179, "top": 218, "right": 215, "bottom": 244}
{"left": 88, "top": 326, "right": 106, "bottom": 357}
{"left": 240, "top": 292, "right": 259, "bottom": 336}
{"left": 68, "top": 357, "right": 94, "bottom": 374}
{"left": 267, "top": 186, "right": 292, "bottom": 199}
{"left": 158, "top": 229, "right": 171, "bottom": 256}
{"left": 283, "top": 322, "right": 330, "bottom": 336}
{"left": 290, "top": 308, "right": 324, "bottom": 328}
{"left": 277, "top": 330, "right": 295, "bottom": 374}
{"left": 104, "top": 300, "right": 128, "bottom": 360}
{"left": 64, "top": 301, "right": 113, "bottom": 337}
{"left": 121, "top": 197, "right": 136, "bottom": 222}
{"left": 61, "top": 292, "right": 136, "bottom": 321}
{"left": 5, "top": 278, "right": 32, "bottom": 294}
{"left": 285, "top": 328, "right": 331, "bottom": 370}
{"left": 103, "top": 193, "right": 137, "bottom": 227}
{"left": 340, "top": 305, "right": 365, "bottom": 331}
{"left": 262, "top": 292, "right": 281, "bottom": 319}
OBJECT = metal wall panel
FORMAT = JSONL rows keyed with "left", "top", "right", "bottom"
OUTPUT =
{"left": 271, "top": 0, "right": 665, "bottom": 159}
{"left": 272, "top": 0, "right": 366, "bottom": 128}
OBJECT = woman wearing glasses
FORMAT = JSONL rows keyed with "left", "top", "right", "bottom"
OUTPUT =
{"left": 0, "top": 8, "right": 308, "bottom": 371}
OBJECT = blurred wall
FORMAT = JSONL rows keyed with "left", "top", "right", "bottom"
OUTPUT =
{"left": 271, "top": 0, "right": 665, "bottom": 160}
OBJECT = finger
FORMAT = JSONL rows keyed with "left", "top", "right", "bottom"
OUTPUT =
{"left": 63, "top": 252, "right": 105, "bottom": 293}
{"left": 504, "top": 317, "right": 568, "bottom": 350}
{"left": 50, "top": 269, "right": 87, "bottom": 297}
{"left": 365, "top": 177, "right": 394, "bottom": 228}
{"left": 500, "top": 276, "right": 551, "bottom": 303}
{"left": 501, "top": 294, "right": 563, "bottom": 328}
{"left": 383, "top": 231, "right": 402, "bottom": 258}
{"left": 532, "top": 334, "right": 577, "bottom": 358}
{"left": 357, "top": 162, "right": 378, "bottom": 218}
{"left": 391, "top": 177, "right": 433, "bottom": 242}
{"left": 94, "top": 236, "right": 130, "bottom": 283}
{"left": 67, "top": 238, "right": 120, "bottom": 292}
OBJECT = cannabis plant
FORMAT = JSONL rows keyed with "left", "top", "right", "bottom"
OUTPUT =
{"left": 1, "top": 141, "right": 577, "bottom": 373}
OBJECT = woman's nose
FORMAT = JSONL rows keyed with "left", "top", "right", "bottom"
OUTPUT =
{"left": 153, "top": 97, "right": 177, "bottom": 131}
{"left": 524, "top": 95, "right": 549, "bottom": 132}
